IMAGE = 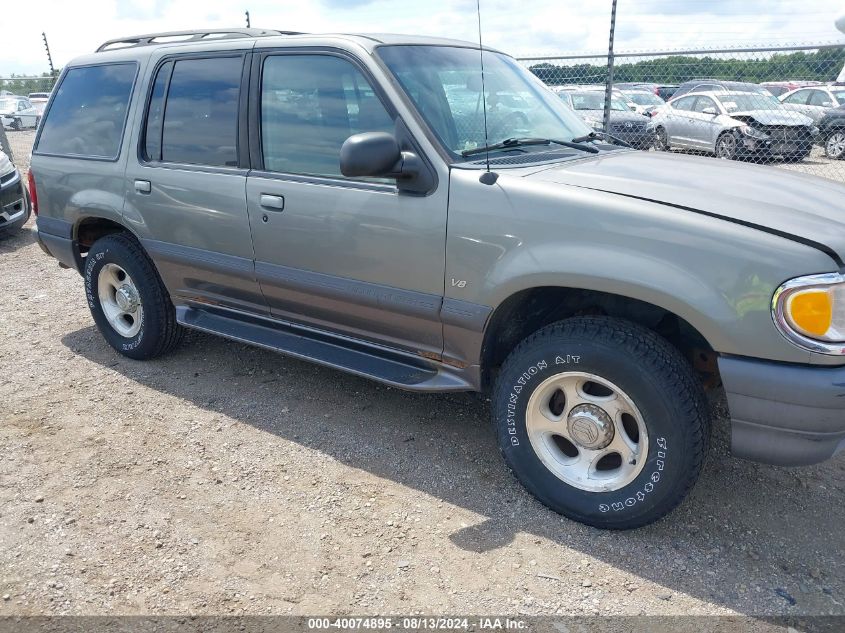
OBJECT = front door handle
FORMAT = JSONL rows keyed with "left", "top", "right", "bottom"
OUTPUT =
{"left": 260, "top": 194, "right": 285, "bottom": 211}
{"left": 134, "top": 179, "right": 151, "bottom": 194}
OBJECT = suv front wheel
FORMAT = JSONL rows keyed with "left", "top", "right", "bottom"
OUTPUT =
{"left": 84, "top": 233, "right": 184, "bottom": 360}
{"left": 493, "top": 316, "right": 710, "bottom": 529}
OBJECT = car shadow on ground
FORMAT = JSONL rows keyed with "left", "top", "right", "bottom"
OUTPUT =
{"left": 61, "top": 326, "right": 845, "bottom": 616}
{"left": 0, "top": 223, "right": 36, "bottom": 253}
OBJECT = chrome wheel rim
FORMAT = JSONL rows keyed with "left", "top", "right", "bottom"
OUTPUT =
{"left": 826, "top": 132, "right": 845, "bottom": 159}
{"left": 717, "top": 135, "right": 736, "bottom": 159}
{"left": 97, "top": 263, "right": 143, "bottom": 338}
{"left": 655, "top": 128, "right": 668, "bottom": 151}
{"left": 525, "top": 372, "right": 649, "bottom": 492}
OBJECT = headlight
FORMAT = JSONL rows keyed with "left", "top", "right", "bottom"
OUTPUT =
{"left": 738, "top": 125, "right": 769, "bottom": 140}
{"left": 587, "top": 119, "right": 604, "bottom": 130}
{"left": 772, "top": 273, "right": 845, "bottom": 354}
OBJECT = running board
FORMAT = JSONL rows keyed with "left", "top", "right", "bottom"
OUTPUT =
{"left": 176, "top": 305, "right": 473, "bottom": 392}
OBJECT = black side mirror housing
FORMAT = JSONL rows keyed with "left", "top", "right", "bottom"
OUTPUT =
{"left": 340, "top": 132, "right": 401, "bottom": 178}
{"left": 339, "top": 131, "right": 435, "bottom": 194}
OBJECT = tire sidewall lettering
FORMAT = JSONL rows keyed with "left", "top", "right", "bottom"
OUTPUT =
{"left": 501, "top": 350, "right": 674, "bottom": 517}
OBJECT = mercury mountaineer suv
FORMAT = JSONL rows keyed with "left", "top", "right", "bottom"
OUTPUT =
{"left": 31, "top": 28, "right": 845, "bottom": 529}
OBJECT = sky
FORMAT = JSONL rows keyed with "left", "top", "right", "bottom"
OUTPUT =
{"left": 1, "top": 0, "right": 845, "bottom": 76}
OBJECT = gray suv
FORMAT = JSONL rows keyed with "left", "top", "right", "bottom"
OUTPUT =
{"left": 32, "top": 29, "right": 845, "bottom": 530}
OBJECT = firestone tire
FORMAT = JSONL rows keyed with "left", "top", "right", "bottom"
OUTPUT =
{"left": 492, "top": 316, "right": 710, "bottom": 530}
{"left": 84, "top": 233, "right": 184, "bottom": 360}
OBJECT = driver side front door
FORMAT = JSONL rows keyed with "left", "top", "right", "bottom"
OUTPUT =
{"left": 245, "top": 50, "right": 449, "bottom": 358}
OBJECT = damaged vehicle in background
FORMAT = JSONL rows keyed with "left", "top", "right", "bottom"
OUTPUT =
{"left": 556, "top": 88, "right": 655, "bottom": 149}
{"left": 652, "top": 91, "right": 817, "bottom": 161}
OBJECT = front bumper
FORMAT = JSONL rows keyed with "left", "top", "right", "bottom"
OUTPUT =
{"left": 719, "top": 356, "right": 845, "bottom": 466}
{"left": 0, "top": 169, "right": 27, "bottom": 232}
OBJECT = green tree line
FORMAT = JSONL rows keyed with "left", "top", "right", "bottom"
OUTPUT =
{"left": 529, "top": 49, "right": 845, "bottom": 86}
{"left": 0, "top": 72, "right": 58, "bottom": 96}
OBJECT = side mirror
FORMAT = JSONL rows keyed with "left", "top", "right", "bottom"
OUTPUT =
{"left": 702, "top": 107, "right": 718, "bottom": 115}
{"left": 340, "top": 132, "right": 402, "bottom": 178}
{"left": 340, "top": 131, "right": 434, "bottom": 194}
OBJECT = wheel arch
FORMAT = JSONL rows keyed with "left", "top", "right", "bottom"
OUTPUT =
{"left": 479, "top": 285, "right": 721, "bottom": 392}
{"left": 73, "top": 215, "right": 143, "bottom": 271}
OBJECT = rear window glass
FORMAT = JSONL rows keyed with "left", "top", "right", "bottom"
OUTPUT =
{"left": 36, "top": 63, "right": 136, "bottom": 159}
{"left": 156, "top": 56, "right": 242, "bottom": 167}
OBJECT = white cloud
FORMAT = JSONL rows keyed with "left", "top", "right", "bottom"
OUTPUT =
{"left": 1, "top": 0, "right": 844, "bottom": 76}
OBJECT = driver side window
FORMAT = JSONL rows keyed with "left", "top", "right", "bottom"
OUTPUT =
{"left": 260, "top": 54, "right": 394, "bottom": 178}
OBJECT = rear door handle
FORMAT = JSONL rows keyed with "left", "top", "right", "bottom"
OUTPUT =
{"left": 134, "top": 179, "right": 151, "bottom": 194}
{"left": 260, "top": 194, "right": 285, "bottom": 211}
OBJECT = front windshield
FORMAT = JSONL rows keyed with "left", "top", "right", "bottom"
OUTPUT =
{"left": 571, "top": 92, "right": 630, "bottom": 111}
{"left": 717, "top": 93, "right": 783, "bottom": 113}
{"left": 626, "top": 92, "right": 663, "bottom": 106}
{"left": 377, "top": 45, "right": 590, "bottom": 158}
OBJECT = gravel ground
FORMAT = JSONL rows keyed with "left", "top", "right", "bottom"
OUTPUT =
{"left": 1, "top": 130, "right": 844, "bottom": 620}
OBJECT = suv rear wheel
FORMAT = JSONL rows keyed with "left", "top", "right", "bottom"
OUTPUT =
{"left": 84, "top": 233, "right": 183, "bottom": 360}
{"left": 492, "top": 316, "right": 710, "bottom": 529}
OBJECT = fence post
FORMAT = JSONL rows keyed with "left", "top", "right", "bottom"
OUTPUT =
{"left": 602, "top": 0, "right": 618, "bottom": 134}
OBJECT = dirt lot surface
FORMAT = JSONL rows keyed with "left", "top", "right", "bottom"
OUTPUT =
{"left": 1, "top": 130, "right": 844, "bottom": 620}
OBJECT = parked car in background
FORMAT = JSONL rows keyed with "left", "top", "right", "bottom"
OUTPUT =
{"left": 0, "top": 96, "right": 39, "bottom": 130}
{"left": 615, "top": 82, "right": 678, "bottom": 100}
{"left": 0, "top": 149, "right": 29, "bottom": 236}
{"left": 557, "top": 89, "right": 655, "bottom": 149}
{"left": 28, "top": 92, "right": 51, "bottom": 120}
{"left": 672, "top": 79, "right": 773, "bottom": 99}
{"left": 817, "top": 104, "right": 845, "bottom": 159}
{"left": 760, "top": 80, "right": 822, "bottom": 97}
{"left": 618, "top": 89, "right": 666, "bottom": 116}
{"left": 779, "top": 85, "right": 845, "bottom": 124}
{"left": 652, "top": 91, "right": 816, "bottom": 161}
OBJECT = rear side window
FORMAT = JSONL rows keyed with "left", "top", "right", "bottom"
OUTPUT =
{"left": 143, "top": 56, "right": 242, "bottom": 167}
{"left": 36, "top": 63, "right": 136, "bottom": 159}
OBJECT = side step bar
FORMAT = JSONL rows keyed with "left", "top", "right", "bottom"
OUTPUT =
{"left": 176, "top": 305, "right": 474, "bottom": 392}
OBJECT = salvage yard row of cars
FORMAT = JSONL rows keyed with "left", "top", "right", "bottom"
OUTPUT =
{"left": 547, "top": 79, "right": 845, "bottom": 161}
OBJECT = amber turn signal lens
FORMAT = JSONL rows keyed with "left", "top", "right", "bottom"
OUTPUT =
{"left": 787, "top": 289, "right": 833, "bottom": 338}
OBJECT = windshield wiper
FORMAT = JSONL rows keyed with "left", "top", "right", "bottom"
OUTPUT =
{"left": 461, "top": 137, "right": 598, "bottom": 157}
{"left": 571, "top": 130, "right": 632, "bottom": 148}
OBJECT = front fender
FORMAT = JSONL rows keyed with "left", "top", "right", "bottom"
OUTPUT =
{"left": 446, "top": 168, "right": 836, "bottom": 365}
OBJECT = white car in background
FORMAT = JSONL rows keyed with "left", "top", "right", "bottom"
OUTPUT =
{"left": 619, "top": 89, "right": 666, "bottom": 116}
{"left": 779, "top": 85, "right": 845, "bottom": 124}
{"left": 0, "top": 96, "right": 39, "bottom": 130}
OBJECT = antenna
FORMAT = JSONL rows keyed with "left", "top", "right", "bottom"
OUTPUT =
{"left": 245, "top": 10, "right": 251, "bottom": 28}
{"left": 476, "top": 0, "right": 498, "bottom": 185}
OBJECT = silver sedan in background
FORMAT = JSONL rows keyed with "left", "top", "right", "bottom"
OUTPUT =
{"left": 651, "top": 91, "right": 817, "bottom": 161}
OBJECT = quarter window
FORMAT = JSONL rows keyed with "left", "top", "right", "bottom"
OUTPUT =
{"left": 145, "top": 56, "right": 242, "bottom": 167}
{"left": 36, "top": 63, "right": 136, "bottom": 159}
{"left": 260, "top": 55, "right": 394, "bottom": 177}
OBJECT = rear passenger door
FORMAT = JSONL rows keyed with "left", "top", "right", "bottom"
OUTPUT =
{"left": 244, "top": 50, "right": 447, "bottom": 358}
{"left": 125, "top": 51, "right": 267, "bottom": 315}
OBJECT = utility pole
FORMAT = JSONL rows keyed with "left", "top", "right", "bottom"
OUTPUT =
{"left": 245, "top": 10, "right": 251, "bottom": 28}
{"left": 42, "top": 32, "right": 56, "bottom": 77}
{"left": 602, "top": 0, "right": 618, "bottom": 134}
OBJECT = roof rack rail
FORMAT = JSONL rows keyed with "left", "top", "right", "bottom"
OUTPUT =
{"left": 96, "top": 28, "right": 303, "bottom": 53}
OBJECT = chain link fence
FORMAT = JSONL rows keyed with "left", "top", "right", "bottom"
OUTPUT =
{"left": 518, "top": 44, "right": 845, "bottom": 182}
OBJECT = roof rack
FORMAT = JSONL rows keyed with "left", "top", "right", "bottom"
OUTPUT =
{"left": 96, "top": 28, "right": 302, "bottom": 53}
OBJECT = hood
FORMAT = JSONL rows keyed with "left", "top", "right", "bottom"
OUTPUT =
{"left": 730, "top": 110, "right": 814, "bottom": 126}
{"left": 0, "top": 151, "right": 13, "bottom": 178}
{"left": 527, "top": 150, "right": 845, "bottom": 265}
